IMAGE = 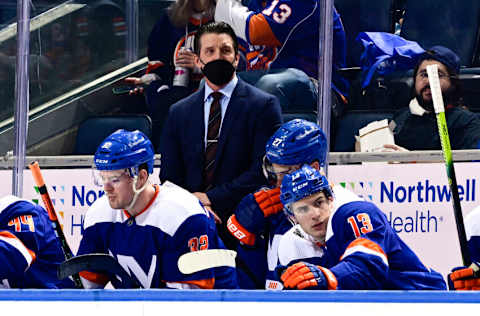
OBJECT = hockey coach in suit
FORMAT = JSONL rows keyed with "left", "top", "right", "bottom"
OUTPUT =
{"left": 160, "top": 22, "right": 282, "bottom": 243}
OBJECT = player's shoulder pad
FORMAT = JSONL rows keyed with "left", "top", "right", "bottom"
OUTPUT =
{"left": 135, "top": 182, "right": 209, "bottom": 236}
{"left": 465, "top": 205, "right": 480, "bottom": 240}
{"left": 326, "top": 188, "right": 373, "bottom": 242}
{"left": 332, "top": 185, "right": 363, "bottom": 211}
{"left": 83, "top": 195, "right": 122, "bottom": 229}
{"left": 0, "top": 195, "right": 31, "bottom": 212}
{"left": 278, "top": 224, "right": 325, "bottom": 266}
{"left": 0, "top": 195, "right": 38, "bottom": 219}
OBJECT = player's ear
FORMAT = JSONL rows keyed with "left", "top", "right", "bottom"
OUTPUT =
{"left": 233, "top": 52, "right": 239, "bottom": 69}
{"left": 138, "top": 168, "right": 149, "bottom": 183}
{"left": 310, "top": 161, "right": 320, "bottom": 171}
{"left": 194, "top": 53, "right": 202, "bottom": 69}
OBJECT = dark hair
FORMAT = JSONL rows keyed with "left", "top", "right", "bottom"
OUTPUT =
{"left": 138, "top": 162, "right": 149, "bottom": 173}
{"left": 167, "top": 0, "right": 215, "bottom": 28}
{"left": 194, "top": 21, "right": 239, "bottom": 55}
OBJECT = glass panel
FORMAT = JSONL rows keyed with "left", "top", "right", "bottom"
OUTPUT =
{"left": 0, "top": 0, "right": 173, "bottom": 123}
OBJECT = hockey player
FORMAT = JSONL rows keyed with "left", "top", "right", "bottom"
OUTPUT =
{"left": 77, "top": 129, "right": 237, "bottom": 289}
{"left": 0, "top": 195, "right": 75, "bottom": 288}
{"left": 226, "top": 119, "right": 327, "bottom": 289}
{"left": 448, "top": 206, "right": 480, "bottom": 290}
{"left": 215, "top": 0, "right": 349, "bottom": 103}
{"left": 278, "top": 165, "right": 447, "bottom": 290}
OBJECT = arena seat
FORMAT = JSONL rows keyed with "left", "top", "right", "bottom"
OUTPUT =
{"left": 282, "top": 112, "right": 317, "bottom": 123}
{"left": 237, "top": 68, "right": 317, "bottom": 122}
{"left": 333, "top": 110, "right": 394, "bottom": 152}
{"left": 400, "top": 0, "right": 480, "bottom": 67}
{"left": 460, "top": 68, "right": 480, "bottom": 110}
{"left": 74, "top": 114, "right": 152, "bottom": 154}
{"left": 334, "top": 0, "right": 394, "bottom": 67}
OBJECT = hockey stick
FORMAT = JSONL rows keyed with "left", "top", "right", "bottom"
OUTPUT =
{"left": 28, "top": 161, "right": 83, "bottom": 288}
{"left": 427, "top": 64, "right": 472, "bottom": 266}
{"left": 178, "top": 249, "right": 237, "bottom": 274}
{"left": 58, "top": 253, "right": 141, "bottom": 288}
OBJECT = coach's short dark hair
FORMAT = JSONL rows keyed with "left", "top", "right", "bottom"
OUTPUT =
{"left": 194, "top": 22, "right": 239, "bottom": 55}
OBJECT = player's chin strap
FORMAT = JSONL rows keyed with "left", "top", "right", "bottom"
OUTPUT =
{"left": 125, "top": 174, "right": 151, "bottom": 213}
{"left": 293, "top": 224, "right": 326, "bottom": 247}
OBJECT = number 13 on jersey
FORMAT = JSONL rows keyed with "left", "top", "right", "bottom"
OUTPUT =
{"left": 347, "top": 213, "right": 373, "bottom": 238}
{"left": 262, "top": 0, "right": 292, "bottom": 24}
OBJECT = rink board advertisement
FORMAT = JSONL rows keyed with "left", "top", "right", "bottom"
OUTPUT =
{"left": 328, "top": 162, "right": 478, "bottom": 277}
{"left": 0, "top": 162, "right": 478, "bottom": 278}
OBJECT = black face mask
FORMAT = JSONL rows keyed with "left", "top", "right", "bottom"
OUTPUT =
{"left": 201, "top": 59, "right": 235, "bottom": 86}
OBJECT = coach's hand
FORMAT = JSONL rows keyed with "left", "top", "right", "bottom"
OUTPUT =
{"left": 193, "top": 192, "right": 222, "bottom": 224}
{"left": 449, "top": 262, "right": 480, "bottom": 290}
{"left": 205, "top": 205, "right": 222, "bottom": 224}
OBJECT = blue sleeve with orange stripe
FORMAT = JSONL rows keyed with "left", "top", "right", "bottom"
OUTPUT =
{"left": 0, "top": 199, "right": 74, "bottom": 288}
{"left": 76, "top": 224, "right": 111, "bottom": 287}
{"left": 326, "top": 201, "right": 392, "bottom": 290}
{"left": 0, "top": 206, "right": 42, "bottom": 280}
{"left": 0, "top": 231, "right": 35, "bottom": 279}
{"left": 465, "top": 206, "right": 480, "bottom": 262}
{"left": 469, "top": 236, "right": 480, "bottom": 262}
{"left": 245, "top": 0, "right": 317, "bottom": 46}
{"left": 327, "top": 200, "right": 446, "bottom": 290}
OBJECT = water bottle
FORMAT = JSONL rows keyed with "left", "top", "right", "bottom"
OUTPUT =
{"left": 173, "top": 48, "right": 190, "bottom": 87}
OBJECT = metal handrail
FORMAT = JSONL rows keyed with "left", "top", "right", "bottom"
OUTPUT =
{"left": 0, "top": 57, "right": 148, "bottom": 133}
{"left": 1, "top": 150, "right": 480, "bottom": 169}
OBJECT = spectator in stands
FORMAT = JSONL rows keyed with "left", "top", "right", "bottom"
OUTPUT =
{"left": 160, "top": 22, "right": 282, "bottom": 248}
{"left": 215, "top": 0, "right": 349, "bottom": 117}
{"left": 125, "top": 0, "right": 215, "bottom": 150}
{"left": 388, "top": 46, "right": 480, "bottom": 150}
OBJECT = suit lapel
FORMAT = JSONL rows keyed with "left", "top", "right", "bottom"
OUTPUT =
{"left": 190, "top": 88, "right": 206, "bottom": 161}
{"left": 215, "top": 79, "right": 247, "bottom": 162}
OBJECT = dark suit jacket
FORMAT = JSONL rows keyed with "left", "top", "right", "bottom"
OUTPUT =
{"left": 160, "top": 78, "right": 283, "bottom": 221}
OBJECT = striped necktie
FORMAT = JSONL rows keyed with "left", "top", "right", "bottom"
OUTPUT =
{"left": 203, "top": 91, "right": 223, "bottom": 190}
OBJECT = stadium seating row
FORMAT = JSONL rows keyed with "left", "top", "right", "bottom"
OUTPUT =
{"left": 75, "top": 0, "right": 480, "bottom": 154}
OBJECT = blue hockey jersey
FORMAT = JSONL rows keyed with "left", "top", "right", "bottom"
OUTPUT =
{"left": 228, "top": 187, "right": 293, "bottom": 289}
{"left": 215, "top": 0, "right": 349, "bottom": 101}
{"left": 465, "top": 206, "right": 480, "bottom": 262}
{"left": 77, "top": 183, "right": 237, "bottom": 289}
{"left": 277, "top": 186, "right": 446, "bottom": 290}
{"left": 0, "top": 195, "right": 74, "bottom": 288}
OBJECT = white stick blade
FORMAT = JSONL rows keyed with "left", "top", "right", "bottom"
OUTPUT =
{"left": 178, "top": 249, "right": 237, "bottom": 274}
{"left": 426, "top": 64, "right": 445, "bottom": 114}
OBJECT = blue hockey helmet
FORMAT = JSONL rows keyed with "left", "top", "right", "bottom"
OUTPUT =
{"left": 265, "top": 119, "right": 327, "bottom": 166}
{"left": 263, "top": 119, "right": 327, "bottom": 184}
{"left": 280, "top": 165, "right": 332, "bottom": 216}
{"left": 94, "top": 129, "right": 154, "bottom": 175}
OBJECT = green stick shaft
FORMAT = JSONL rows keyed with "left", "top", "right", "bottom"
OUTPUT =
{"left": 435, "top": 112, "right": 471, "bottom": 266}
{"left": 427, "top": 64, "right": 471, "bottom": 266}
